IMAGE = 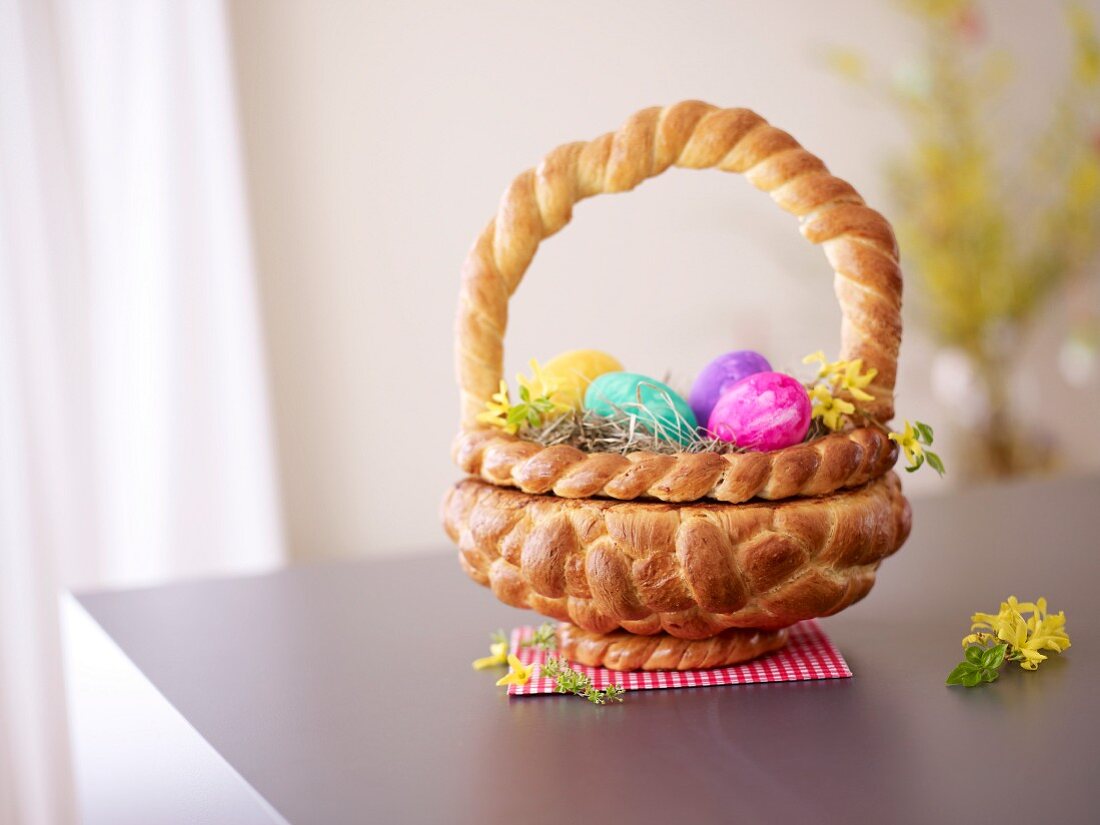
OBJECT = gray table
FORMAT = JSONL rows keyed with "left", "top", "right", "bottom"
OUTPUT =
{"left": 64, "top": 474, "right": 1100, "bottom": 824}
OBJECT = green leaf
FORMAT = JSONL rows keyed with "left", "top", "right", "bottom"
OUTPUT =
{"left": 541, "top": 655, "right": 625, "bottom": 704}
{"left": 961, "top": 669, "right": 983, "bottom": 687}
{"left": 981, "top": 667, "right": 1000, "bottom": 684}
{"left": 518, "top": 385, "right": 531, "bottom": 403}
{"left": 946, "top": 662, "right": 975, "bottom": 685}
{"left": 981, "top": 643, "right": 1007, "bottom": 670}
{"left": 925, "top": 450, "right": 946, "bottom": 476}
{"left": 905, "top": 453, "right": 925, "bottom": 472}
{"left": 914, "top": 421, "right": 934, "bottom": 444}
{"left": 965, "top": 645, "right": 985, "bottom": 665}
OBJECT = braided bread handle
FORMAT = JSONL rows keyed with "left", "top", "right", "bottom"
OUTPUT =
{"left": 456, "top": 101, "right": 902, "bottom": 427}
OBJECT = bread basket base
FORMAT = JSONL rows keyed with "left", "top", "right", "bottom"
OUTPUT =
{"left": 557, "top": 623, "right": 789, "bottom": 671}
{"left": 444, "top": 473, "right": 911, "bottom": 639}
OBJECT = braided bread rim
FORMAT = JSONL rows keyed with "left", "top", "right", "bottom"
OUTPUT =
{"left": 444, "top": 472, "right": 911, "bottom": 639}
{"left": 557, "top": 623, "right": 790, "bottom": 671}
{"left": 454, "top": 424, "right": 898, "bottom": 504}
{"left": 454, "top": 100, "right": 903, "bottom": 502}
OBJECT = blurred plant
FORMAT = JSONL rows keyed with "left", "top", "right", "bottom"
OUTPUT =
{"left": 827, "top": 1, "right": 1100, "bottom": 477}
{"left": 519, "top": 622, "right": 558, "bottom": 651}
{"left": 472, "top": 629, "right": 510, "bottom": 670}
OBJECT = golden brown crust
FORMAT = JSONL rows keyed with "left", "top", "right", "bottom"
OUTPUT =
{"left": 455, "top": 100, "right": 902, "bottom": 434}
{"left": 443, "top": 473, "right": 911, "bottom": 639}
{"left": 454, "top": 425, "right": 898, "bottom": 504}
{"left": 557, "top": 623, "right": 789, "bottom": 671}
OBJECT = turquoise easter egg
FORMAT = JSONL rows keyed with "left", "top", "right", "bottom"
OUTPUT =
{"left": 584, "top": 372, "right": 698, "bottom": 446}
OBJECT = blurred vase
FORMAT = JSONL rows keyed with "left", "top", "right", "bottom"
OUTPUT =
{"left": 931, "top": 343, "right": 1058, "bottom": 479}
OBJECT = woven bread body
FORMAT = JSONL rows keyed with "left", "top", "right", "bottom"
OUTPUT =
{"left": 444, "top": 473, "right": 910, "bottom": 639}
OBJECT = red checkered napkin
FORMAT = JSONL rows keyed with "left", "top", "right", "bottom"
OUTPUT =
{"left": 507, "top": 619, "right": 851, "bottom": 696}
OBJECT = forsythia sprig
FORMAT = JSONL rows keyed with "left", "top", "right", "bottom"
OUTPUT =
{"left": 889, "top": 419, "right": 945, "bottom": 476}
{"left": 946, "top": 596, "right": 1070, "bottom": 687}
{"left": 802, "top": 351, "right": 877, "bottom": 431}
{"left": 541, "top": 656, "right": 626, "bottom": 705}
{"left": 804, "top": 351, "right": 947, "bottom": 476}
{"left": 476, "top": 360, "right": 568, "bottom": 434}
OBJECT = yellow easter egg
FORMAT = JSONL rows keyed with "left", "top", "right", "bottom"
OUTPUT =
{"left": 540, "top": 349, "right": 624, "bottom": 409}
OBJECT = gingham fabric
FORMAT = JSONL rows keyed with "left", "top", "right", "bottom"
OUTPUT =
{"left": 507, "top": 619, "right": 850, "bottom": 696}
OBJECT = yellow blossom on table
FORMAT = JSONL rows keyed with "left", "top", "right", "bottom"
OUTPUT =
{"left": 472, "top": 641, "right": 509, "bottom": 670}
{"left": 836, "top": 359, "right": 877, "bottom": 402}
{"left": 495, "top": 654, "right": 536, "bottom": 687}
{"left": 965, "top": 596, "right": 1071, "bottom": 671}
{"left": 888, "top": 420, "right": 925, "bottom": 465}
{"left": 809, "top": 384, "right": 855, "bottom": 431}
{"left": 970, "top": 596, "right": 1034, "bottom": 635}
{"left": 1019, "top": 611, "right": 1071, "bottom": 670}
{"left": 476, "top": 380, "right": 518, "bottom": 434}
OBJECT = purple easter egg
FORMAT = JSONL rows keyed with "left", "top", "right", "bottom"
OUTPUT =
{"left": 689, "top": 350, "right": 772, "bottom": 424}
{"left": 707, "top": 371, "right": 811, "bottom": 451}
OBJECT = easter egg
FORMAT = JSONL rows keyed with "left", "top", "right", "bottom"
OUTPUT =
{"left": 688, "top": 349, "right": 772, "bottom": 423}
{"left": 585, "top": 372, "right": 698, "bottom": 446}
{"left": 707, "top": 371, "right": 811, "bottom": 451}
{"left": 540, "top": 349, "right": 624, "bottom": 409}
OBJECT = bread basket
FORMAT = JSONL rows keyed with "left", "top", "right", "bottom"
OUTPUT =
{"left": 443, "top": 101, "right": 911, "bottom": 670}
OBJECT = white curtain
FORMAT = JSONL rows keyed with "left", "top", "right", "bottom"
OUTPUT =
{"left": 0, "top": 1, "right": 284, "bottom": 821}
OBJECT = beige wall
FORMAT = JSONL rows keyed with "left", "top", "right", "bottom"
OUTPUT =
{"left": 227, "top": 0, "right": 1100, "bottom": 559}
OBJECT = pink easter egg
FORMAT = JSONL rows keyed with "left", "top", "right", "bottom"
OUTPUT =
{"left": 707, "top": 372, "right": 811, "bottom": 451}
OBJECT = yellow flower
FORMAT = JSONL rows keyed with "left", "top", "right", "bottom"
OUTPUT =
{"left": 889, "top": 420, "right": 925, "bottom": 465}
{"left": 516, "top": 359, "right": 569, "bottom": 417}
{"left": 476, "top": 380, "right": 518, "bottom": 434}
{"left": 495, "top": 654, "right": 536, "bottom": 687}
{"left": 804, "top": 352, "right": 877, "bottom": 403}
{"left": 517, "top": 359, "right": 550, "bottom": 398}
{"left": 472, "top": 641, "right": 509, "bottom": 670}
{"left": 809, "top": 384, "right": 855, "bottom": 430}
{"left": 835, "top": 359, "right": 877, "bottom": 402}
{"left": 802, "top": 351, "right": 843, "bottom": 381}
{"left": 1019, "top": 600, "right": 1071, "bottom": 670}
{"left": 965, "top": 596, "right": 1071, "bottom": 671}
